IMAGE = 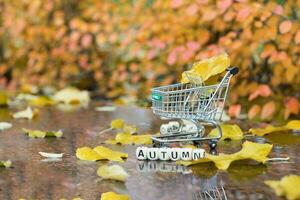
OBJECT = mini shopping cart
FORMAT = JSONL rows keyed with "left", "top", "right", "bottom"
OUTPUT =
{"left": 151, "top": 67, "right": 239, "bottom": 149}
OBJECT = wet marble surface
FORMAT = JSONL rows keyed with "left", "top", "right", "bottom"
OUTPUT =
{"left": 0, "top": 102, "right": 298, "bottom": 200}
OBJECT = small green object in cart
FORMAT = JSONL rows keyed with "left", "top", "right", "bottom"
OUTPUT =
{"left": 152, "top": 93, "right": 162, "bottom": 101}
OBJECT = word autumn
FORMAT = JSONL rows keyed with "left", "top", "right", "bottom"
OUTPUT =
{"left": 136, "top": 147, "right": 205, "bottom": 161}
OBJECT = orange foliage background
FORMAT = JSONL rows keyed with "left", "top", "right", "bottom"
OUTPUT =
{"left": 0, "top": 0, "right": 299, "bottom": 120}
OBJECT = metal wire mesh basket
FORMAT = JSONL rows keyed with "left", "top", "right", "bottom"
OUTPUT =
{"left": 151, "top": 67, "right": 239, "bottom": 148}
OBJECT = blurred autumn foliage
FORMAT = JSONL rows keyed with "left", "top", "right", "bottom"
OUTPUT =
{"left": 0, "top": 0, "right": 300, "bottom": 120}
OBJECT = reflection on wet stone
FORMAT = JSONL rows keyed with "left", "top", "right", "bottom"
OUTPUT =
{"left": 0, "top": 103, "right": 298, "bottom": 199}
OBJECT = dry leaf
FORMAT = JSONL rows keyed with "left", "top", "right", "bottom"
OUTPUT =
{"left": 76, "top": 147, "right": 102, "bottom": 161}
{"left": 39, "top": 152, "right": 64, "bottom": 158}
{"left": 76, "top": 146, "right": 128, "bottom": 162}
{"left": 208, "top": 124, "right": 244, "bottom": 141}
{"left": 110, "top": 119, "right": 125, "bottom": 129}
{"left": 105, "top": 132, "right": 152, "bottom": 145}
{"left": 0, "top": 122, "right": 12, "bottom": 131}
{"left": 53, "top": 87, "right": 90, "bottom": 105}
{"left": 285, "top": 120, "right": 300, "bottom": 130}
{"left": 265, "top": 175, "right": 300, "bottom": 200}
{"left": 0, "top": 91, "right": 8, "bottom": 106}
{"left": 0, "top": 160, "right": 12, "bottom": 168}
{"left": 93, "top": 146, "right": 128, "bottom": 162}
{"left": 13, "top": 107, "right": 38, "bottom": 120}
{"left": 177, "top": 141, "right": 272, "bottom": 170}
{"left": 101, "top": 192, "right": 131, "bottom": 200}
{"left": 97, "top": 164, "right": 129, "bottom": 182}
{"left": 249, "top": 125, "right": 288, "bottom": 136}
{"left": 181, "top": 53, "right": 230, "bottom": 83}
{"left": 123, "top": 125, "right": 138, "bottom": 134}
{"left": 260, "top": 101, "right": 276, "bottom": 120}
{"left": 29, "top": 96, "right": 56, "bottom": 107}
{"left": 22, "top": 128, "right": 63, "bottom": 138}
{"left": 249, "top": 120, "right": 300, "bottom": 136}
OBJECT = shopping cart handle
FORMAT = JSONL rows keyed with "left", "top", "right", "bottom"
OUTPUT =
{"left": 226, "top": 67, "right": 239, "bottom": 75}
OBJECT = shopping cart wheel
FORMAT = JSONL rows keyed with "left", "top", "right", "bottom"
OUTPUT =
{"left": 209, "top": 140, "right": 218, "bottom": 149}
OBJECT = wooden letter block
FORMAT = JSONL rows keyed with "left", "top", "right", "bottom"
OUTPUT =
{"left": 136, "top": 146, "right": 148, "bottom": 160}
{"left": 170, "top": 148, "right": 181, "bottom": 161}
{"left": 158, "top": 148, "right": 171, "bottom": 161}
{"left": 192, "top": 149, "right": 205, "bottom": 160}
{"left": 147, "top": 148, "right": 159, "bottom": 160}
{"left": 180, "top": 148, "right": 193, "bottom": 161}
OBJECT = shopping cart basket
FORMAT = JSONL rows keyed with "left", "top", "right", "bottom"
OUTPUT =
{"left": 151, "top": 67, "right": 239, "bottom": 149}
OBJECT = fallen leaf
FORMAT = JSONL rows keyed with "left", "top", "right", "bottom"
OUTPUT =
{"left": 29, "top": 96, "right": 56, "bottom": 107}
{"left": 228, "top": 104, "right": 241, "bottom": 118}
{"left": 248, "top": 104, "right": 261, "bottom": 119}
{"left": 53, "top": 87, "right": 90, "bottom": 105}
{"left": 93, "top": 146, "right": 128, "bottom": 162}
{"left": 95, "top": 106, "right": 116, "bottom": 112}
{"left": 249, "top": 120, "right": 300, "bottom": 136}
{"left": 260, "top": 101, "right": 276, "bottom": 120}
{"left": 249, "top": 125, "right": 288, "bottom": 136}
{"left": 0, "top": 160, "right": 12, "bottom": 168}
{"left": 177, "top": 141, "right": 272, "bottom": 170}
{"left": 208, "top": 124, "right": 244, "bottom": 141}
{"left": 13, "top": 107, "right": 38, "bottom": 120}
{"left": 22, "top": 128, "right": 63, "bottom": 138}
{"left": 0, "top": 91, "right": 8, "bottom": 106}
{"left": 285, "top": 120, "right": 300, "bottom": 131}
{"left": 39, "top": 152, "right": 64, "bottom": 158}
{"left": 110, "top": 119, "right": 125, "bottom": 129}
{"left": 97, "top": 164, "right": 129, "bottom": 182}
{"left": 76, "top": 147, "right": 102, "bottom": 161}
{"left": 105, "top": 132, "right": 152, "bottom": 145}
{"left": 100, "top": 192, "right": 131, "bottom": 200}
{"left": 0, "top": 122, "right": 12, "bottom": 131}
{"left": 123, "top": 125, "right": 138, "bottom": 134}
{"left": 181, "top": 53, "right": 230, "bottom": 83}
{"left": 76, "top": 146, "right": 128, "bottom": 162}
{"left": 248, "top": 85, "right": 272, "bottom": 101}
{"left": 265, "top": 175, "right": 300, "bottom": 200}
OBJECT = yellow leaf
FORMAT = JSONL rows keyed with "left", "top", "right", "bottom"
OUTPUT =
{"left": 249, "top": 120, "right": 300, "bottom": 136}
{"left": 93, "top": 146, "right": 128, "bottom": 162}
{"left": 22, "top": 128, "right": 63, "bottom": 138}
{"left": 265, "top": 175, "right": 300, "bottom": 200}
{"left": 76, "top": 147, "right": 102, "bottom": 161}
{"left": 100, "top": 192, "right": 131, "bottom": 200}
{"left": 0, "top": 91, "right": 8, "bottom": 106}
{"left": 13, "top": 107, "right": 39, "bottom": 120}
{"left": 249, "top": 125, "right": 289, "bottom": 136}
{"left": 123, "top": 125, "right": 138, "bottom": 134}
{"left": 29, "top": 96, "right": 56, "bottom": 106}
{"left": 53, "top": 87, "right": 90, "bottom": 105}
{"left": 76, "top": 146, "right": 127, "bottom": 162}
{"left": 208, "top": 124, "right": 244, "bottom": 141}
{"left": 0, "top": 160, "right": 12, "bottom": 168}
{"left": 181, "top": 53, "right": 230, "bottom": 83}
{"left": 177, "top": 141, "right": 272, "bottom": 170}
{"left": 97, "top": 164, "right": 129, "bottom": 182}
{"left": 110, "top": 119, "right": 125, "bottom": 129}
{"left": 285, "top": 120, "right": 300, "bottom": 130}
{"left": 105, "top": 132, "right": 152, "bottom": 145}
